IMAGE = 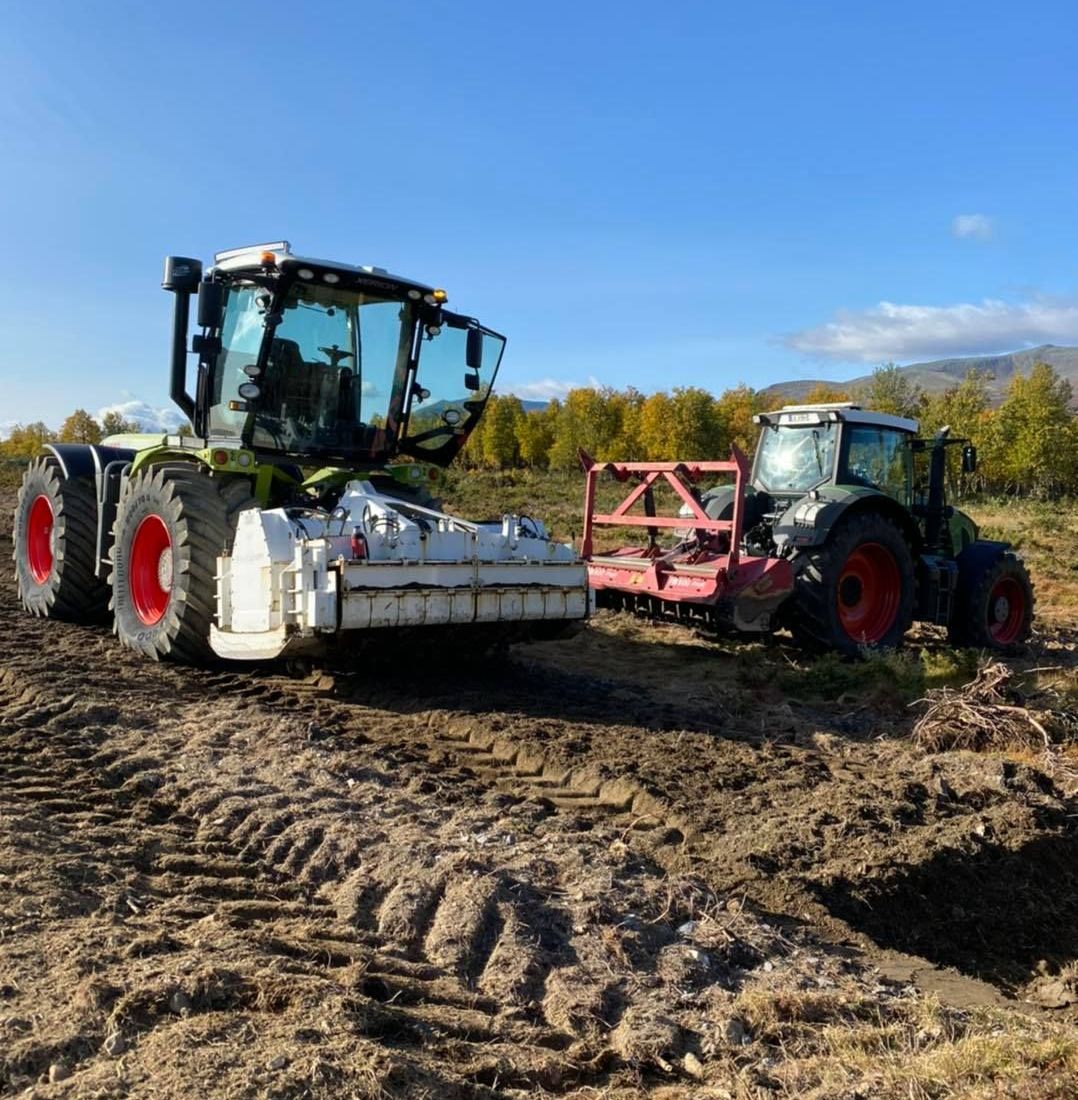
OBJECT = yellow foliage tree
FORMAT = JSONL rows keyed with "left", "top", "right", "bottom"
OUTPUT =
{"left": 1, "top": 422, "right": 57, "bottom": 457}
{"left": 58, "top": 408, "right": 103, "bottom": 444}
{"left": 518, "top": 401, "right": 559, "bottom": 468}
{"left": 982, "top": 363, "right": 1078, "bottom": 496}
{"left": 638, "top": 391, "right": 674, "bottom": 460}
{"left": 800, "top": 382, "right": 852, "bottom": 404}
{"left": 714, "top": 384, "right": 760, "bottom": 456}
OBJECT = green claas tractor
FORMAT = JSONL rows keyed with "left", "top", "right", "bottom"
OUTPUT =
{"left": 581, "top": 403, "right": 1033, "bottom": 655}
{"left": 13, "top": 242, "right": 588, "bottom": 661}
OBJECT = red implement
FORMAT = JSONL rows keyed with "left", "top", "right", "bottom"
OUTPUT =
{"left": 580, "top": 449, "right": 793, "bottom": 631}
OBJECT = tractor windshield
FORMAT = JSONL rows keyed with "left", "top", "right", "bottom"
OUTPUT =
{"left": 400, "top": 320, "right": 505, "bottom": 465}
{"left": 754, "top": 422, "right": 839, "bottom": 492}
{"left": 209, "top": 282, "right": 417, "bottom": 460}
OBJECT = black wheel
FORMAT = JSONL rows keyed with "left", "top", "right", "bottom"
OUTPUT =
{"left": 948, "top": 549, "right": 1033, "bottom": 653}
{"left": 790, "top": 511, "right": 915, "bottom": 657}
{"left": 12, "top": 457, "right": 109, "bottom": 621}
{"left": 110, "top": 465, "right": 254, "bottom": 662}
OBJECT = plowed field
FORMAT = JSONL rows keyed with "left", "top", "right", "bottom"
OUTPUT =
{"left": 2, "top": 485, "right": 1077, "bottom": 1099}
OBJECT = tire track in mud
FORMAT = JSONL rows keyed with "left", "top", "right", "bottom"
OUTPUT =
{"left": 189, "top": 663, "right": 699, "bottom": 856}
{"left": 0, "top": 669, "right": 587, "bottom": 1094}
{"left": 0, "top": 643, "right": 798, "bottom": 1096}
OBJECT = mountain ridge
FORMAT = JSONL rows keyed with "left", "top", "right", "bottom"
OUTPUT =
{"left": 760, "top": 344, "right": 1078, "bottom": 406}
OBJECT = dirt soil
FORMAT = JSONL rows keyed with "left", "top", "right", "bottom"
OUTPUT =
{"left": 2, "top": 486, "right": 1077, "bottom": 1099}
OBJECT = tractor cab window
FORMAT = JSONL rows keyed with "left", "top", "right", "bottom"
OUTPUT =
{"left": 209, "top": 286, "right": 264, "bottom": 437}
{"left": 209, "top": 282, "right": 417, "bottom": 460}
{"left": 843, "top": 426, "right": 910, "bottom": 502}
{"left": 401, "top": 321, "right": 505, "bottom": 464}
{"left": 754, "top": 422, "right": 838, "bottom": 493}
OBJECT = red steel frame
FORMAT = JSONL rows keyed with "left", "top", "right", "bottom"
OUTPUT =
{"left": 580, "top": 447, "right": 750, "bottom": 568}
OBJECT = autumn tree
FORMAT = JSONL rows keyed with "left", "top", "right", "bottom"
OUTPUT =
{"left": 982, "top": 363, "right": 1078, "bottom": 496}
{"left": 101, "top": 410, "right": 140, "bottom": 436}
{"left": 800, "top": 382, "right": 852, "bottom": 404}
{"left": 714, "top": 384, "right": 760, "bottom": 456}
{"left": 665, "top": 387, "right": 724, "bottom": 460}
{"left": 918, "top": 370, "right": 991, "bottom": 441}
{"left": 638, "top": 391, "right": 674, "bottom": 460}
{"left": 58, "top": 408, "right": 103, "bottom": 444}
{"left": 518, "top": 401, "right": 559, "bottom": 468}
{"left": 548, "top": 387, "right": 627, "bottom": 468}
{"left": 480, "top": 394, "right": 526, "bottom": 468}
{"left": 0, "top": 422, "right": 57, "bottom": 457}
{"left": 857, "top": 363, "right": 924, "bottom": 419}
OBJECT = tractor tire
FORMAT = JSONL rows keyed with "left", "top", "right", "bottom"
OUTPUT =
{"left": 110, "top": 465, "right": 254, "bottom": 663}
{"left": 948, "top": 550, "right": 1033, "bottom": 653}
{"left": 790, "top": 511, "right": 915, "bottom": 657}
{"left": 12, "top": 456, "right": 109, "bottom": 621}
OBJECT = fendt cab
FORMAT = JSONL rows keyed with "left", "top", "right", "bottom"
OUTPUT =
{"left": 13, "top": 242, "right": 587, "bottom": 661}
{"left": 582, "top": 403, "right": 1033, "bottom": 655}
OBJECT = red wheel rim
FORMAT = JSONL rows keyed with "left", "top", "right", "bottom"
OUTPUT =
{"left": 836, "top": 541, "right": 901, "bottom": 643}
{"left": 988, "top": 576, "right": 1025, "bottom": 644}
{"left": 26, "top": 494, "right": 55, "bottom": 584}
{"left": 129, "top": 515, "right": 173, "bottom": 626}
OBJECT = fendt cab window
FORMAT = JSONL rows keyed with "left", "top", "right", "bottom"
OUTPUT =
{"left": 754, "top": 421, "right": 838, "bottom": 493}
{"left": 402, "top": 323, "right": 505, "bottom": 461}
{"left": 844, "top": 426, "right": 910, "bottom": 502}
{"left": 210, "top": 283, "right": 415, "bottom": 458}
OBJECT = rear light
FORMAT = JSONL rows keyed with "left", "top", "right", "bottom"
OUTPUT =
{"left": 350, "top": 530, "right": 368, "bottom": 560}
{"left": 212, "top": 449, "right": 229, "bottom": 465}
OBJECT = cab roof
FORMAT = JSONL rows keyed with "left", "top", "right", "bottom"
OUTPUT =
{"left": 756, "top": 402, "right": 919, "bottom": 434}
{"left": 209, "top": 240, "right": 436, "bottom": 298}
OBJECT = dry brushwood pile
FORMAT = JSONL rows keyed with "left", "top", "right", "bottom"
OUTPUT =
{"left": 1, "top": 483, "right": 1078, "bottom": 1099}
{"left": 913, "top": 660, "right": 1078, "bottom": 753}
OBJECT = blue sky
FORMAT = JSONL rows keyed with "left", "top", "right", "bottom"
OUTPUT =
{"left": 2, "top": 1, "right": 1078, "bottom": 428}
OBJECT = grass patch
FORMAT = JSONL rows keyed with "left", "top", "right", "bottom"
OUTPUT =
{"left": 774, "top": 647, "right": 977, "bottom": 710}
{"left": 732, "top": 986, "right": 1078, "bottom": 1099}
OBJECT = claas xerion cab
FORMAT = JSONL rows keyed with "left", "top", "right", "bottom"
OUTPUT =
{"left": 14, "top": 242, "right": 588, "bottom": 661}
{"left": 581, "top": 403, "right": 1033, "bottom": 655}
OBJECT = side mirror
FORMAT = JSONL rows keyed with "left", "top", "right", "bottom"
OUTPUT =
{"left": 962, "top": 444, "right": 977, "bottom": 474}
{"left": 464, "top": 371, "right": 480, "bottom": 392}
{"left": 465, "top": 327, "right": 483, "bottom": 371}
{"left": 197, "top": 281, "right": 225, "bottom": 329}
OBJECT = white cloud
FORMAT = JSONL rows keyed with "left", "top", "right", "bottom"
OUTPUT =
{"left": 0, "top": 420, "right": 18, "bottom": 441}
{"left": 501, "top": 376, "right": 611, "bottom": 402}
{"left": 952, "top": 213, "right": 993, "bottom": 240}
{"left": 504, "top": 378, "right": 576, "bottom": 402}
{"left": 96, "top": 400, "right": 188, "bottom": 433}
{"left": 785, "top": 297, "right": 1078, "bottom": 363}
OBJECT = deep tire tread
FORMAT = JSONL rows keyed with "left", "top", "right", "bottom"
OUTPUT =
{"left": 948, "top": 550, "right": 1034, "bottom": 654}
{"left": 789, "top": 510, "right": 915, "bottom": 657}
{"left": 110, "top": 466, "right": 254, "bottom": 663}
{"left": 12, "top": 457, "right": 110, "bottom": 622}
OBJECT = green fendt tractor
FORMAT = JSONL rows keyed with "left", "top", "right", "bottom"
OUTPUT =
{"left": 582, "top": 403, "right": 1034, "bottom": 655}
{"left": 13, "top": 242, "right": 588, "bottom": 661}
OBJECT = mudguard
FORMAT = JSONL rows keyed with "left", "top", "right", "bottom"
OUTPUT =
{"left": 954, "top": 539, "right": 1010, "bottom": 575}
{"left": 771, "top": 485, "right": 921, "bottom": 555}
{"left": 45, "top": 443, "right": 139, "bottom": 578}
{"left": 45, "top": 443, "right": 138, "bottom": 481}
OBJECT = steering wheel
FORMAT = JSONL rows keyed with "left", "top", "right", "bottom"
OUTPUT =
{"left": 318, "top": 345, "right": 355, "bottom": 367}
